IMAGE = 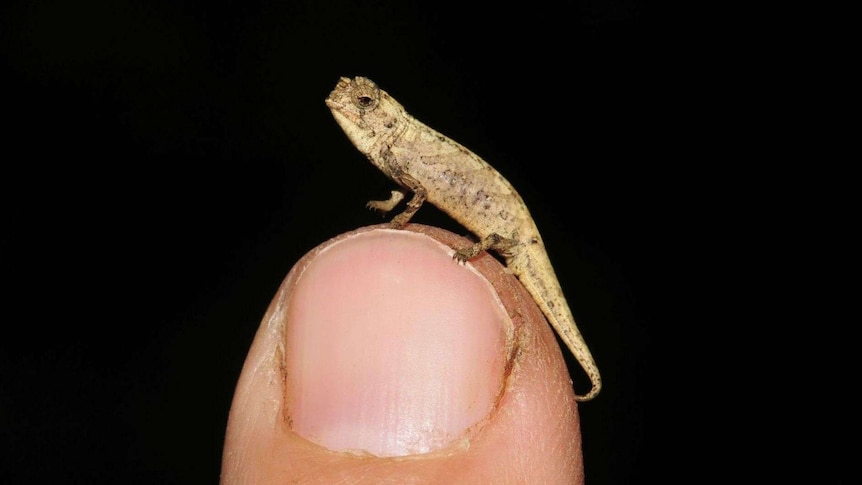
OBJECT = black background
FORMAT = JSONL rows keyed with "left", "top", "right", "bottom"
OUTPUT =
{"left": 1, "top": 0, "right": 669, "bottom": 482}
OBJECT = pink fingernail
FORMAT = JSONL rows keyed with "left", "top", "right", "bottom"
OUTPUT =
{"left": 284, "top": 229, "right": 509, "bottom": 457}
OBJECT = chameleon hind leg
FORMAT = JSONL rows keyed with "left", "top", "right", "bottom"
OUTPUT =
{"left": 454, "top": 233, "right": 518, "bottom": 263}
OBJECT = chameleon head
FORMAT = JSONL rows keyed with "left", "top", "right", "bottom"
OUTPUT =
{"left": 325, "top": 76, "right": 406, "bottom": 159}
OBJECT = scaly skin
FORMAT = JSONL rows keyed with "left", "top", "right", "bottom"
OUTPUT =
{"left": 325, "top": 76, "right": 601, "bottom": 401}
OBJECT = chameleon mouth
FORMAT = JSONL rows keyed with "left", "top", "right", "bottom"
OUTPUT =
{"left": 324, "top": 77, "right": 352, "bottom": 110}
{"left": 325, "top": 77, "right": 367, "bottom": 131}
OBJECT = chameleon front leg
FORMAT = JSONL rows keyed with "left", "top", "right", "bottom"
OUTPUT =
{"left": 388, "top": 171, "right": 427, "bottom": 229}
{"left": 367, "top": 190, "right": 405, "bottom": 213}
{"left": 454, "top": 233, "right": 519, "bottom": 263}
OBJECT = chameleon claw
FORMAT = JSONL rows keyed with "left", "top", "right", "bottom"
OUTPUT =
{"left": 366, "top": 190, "right": 404, "bottom": 215}
{"left": 366, "top": 201, "right": 389, "bottom": 217}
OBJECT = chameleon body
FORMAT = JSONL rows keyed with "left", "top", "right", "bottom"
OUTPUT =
{"left": 325, "top": 76, "right": 601, "bottom": 401}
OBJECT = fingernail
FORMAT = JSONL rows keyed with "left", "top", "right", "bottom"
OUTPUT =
{"left": 284, "top": 229, "right": 509, "bottom": 457}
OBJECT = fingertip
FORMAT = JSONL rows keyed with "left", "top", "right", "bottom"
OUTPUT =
{"left": 222, "top": 225, "right": 582, "bottom": 484}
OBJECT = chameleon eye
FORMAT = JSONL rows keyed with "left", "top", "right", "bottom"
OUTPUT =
{"left": 349, "top": 77, "right": 380, "bottom": 110}
{"left": 355, "top": 95, "right": 375, "bottom": 109}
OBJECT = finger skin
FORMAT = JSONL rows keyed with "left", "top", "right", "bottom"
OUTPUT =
{"left": 221, "top": 224, "right": 583, "bottom": 484}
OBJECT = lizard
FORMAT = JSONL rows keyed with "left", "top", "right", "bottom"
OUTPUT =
{"left": 325, "top": 76, "right": 601, "bottom": 401}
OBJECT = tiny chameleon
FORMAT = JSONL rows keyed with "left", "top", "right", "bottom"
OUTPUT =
{"left": 325, "top": 76, "right": 601, "bottom": 401}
